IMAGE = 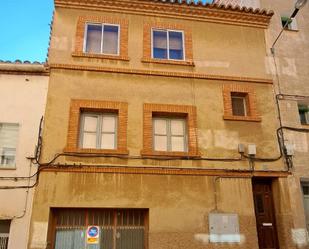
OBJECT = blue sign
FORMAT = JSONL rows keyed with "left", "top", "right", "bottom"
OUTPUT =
{"left": 88, "top": 226, "right": 99, "bottom": 237}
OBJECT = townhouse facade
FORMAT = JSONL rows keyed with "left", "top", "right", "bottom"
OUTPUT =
{"left": 0, "top": 61, "right": 48, "bottom": 249}
{"left": 27, "top": 0, "right": 302, "bottom": 249}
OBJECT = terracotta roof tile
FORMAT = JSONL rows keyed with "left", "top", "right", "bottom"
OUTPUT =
{"left": 150, "top": 0, "right": 273, "bottom": 16}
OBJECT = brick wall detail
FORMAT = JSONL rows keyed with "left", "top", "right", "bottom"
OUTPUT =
{"left": 73, "top": 16, "right": 129, "bottom": 61}
{"left": 222, "top": 83, "right": 261, "bottom": 122}
{"left": 142, "top": 22, "right": 194, "bottom": 66}
{"left": 141, "top": 103, "right": 200, "bottom": 158}
{"left": 65, "top": 99, "right": 128, "bottom": 154}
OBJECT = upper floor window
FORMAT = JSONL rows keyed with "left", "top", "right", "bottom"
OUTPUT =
{"left": 222, "top": 84, "right": 261, "bottom": 122}
{"left": 152, "top": 29, "right": 184, "bottom": 60}
{"left": 231, "top": 92, "right": 248, "bottom": 116}
{"left": 298, "top": 104, "right": 309, "bottom": 125}
{"left": 65, "top": 100, "right": 128, "bottom": 155}
{"left": 84, "top": 23, "right": 119, "bottom": 55}
{"left": 153, "top": 117, "right": 187, "bottom": 152}
{"left": 80, "top": 113, "right": 117, "bottom": 150}
{"left": 281, "top": 16, "right": 298, "bottom": 31}
{"left": 0, "top": 123, "right": 19, "bottom": 168}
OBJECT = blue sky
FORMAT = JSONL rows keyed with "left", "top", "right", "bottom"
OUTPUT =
{"left": 0, "top": 0, "right": 211, "bottom": 63}
{"left": 0, "top": 0, "right": 54, "bottom": 62}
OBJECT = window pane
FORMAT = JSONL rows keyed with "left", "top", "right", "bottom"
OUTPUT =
{"left": 85, "top": 24, "right": 102, "bottom": 53}
{"left": 169, "top": 31, "right": 183, "bottom": 60}
{"left": 153, "top": 119, "right": 167, "bottom": 135}
{"left": 171, "top": 136, "right": 185, "bottom": 152}
{"left": 232, "top": 97, "right": 246, "bottom": 116}
{"left": 82, "top": 132, "right": 97, "bottom": 149}
{"left": 171, "top": 119, "right": 185, "bottom": 136}
{"left": 55, "top": 229, "right": 85, "bottom": 249}
{"left": 153, "top": 30, "right": 167, "bottom": 59}
{"left": 103, "top": 25, "right": 119, "bottom": 55}
{"left": 101, "top": 133, "right": 116, "bottom": 149}
{"left": 83, "top": 115, "right": 98, "bottom": 132}
{"left": 154, "top": 135, "right": 167, "bottom": 151}
{"left": 102, "top": 115, "right": 116, "bottom": 133}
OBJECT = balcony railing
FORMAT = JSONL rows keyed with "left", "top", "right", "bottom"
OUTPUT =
{"left": 0, "top": 233, "right": 9, "bottom": 249}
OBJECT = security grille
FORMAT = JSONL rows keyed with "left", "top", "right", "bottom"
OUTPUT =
{"left": 53, "top": 209, "right": 147, "bottom": 249}
{"left": 0, "top": 233, "right": 9, "bottom": 249}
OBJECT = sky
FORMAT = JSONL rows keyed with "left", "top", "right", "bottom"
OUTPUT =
{"left": 0, "top": 0, "right": 211, "bottom": 63}
{"left": 0, "top": 0, "right": 54, "bottom": 62}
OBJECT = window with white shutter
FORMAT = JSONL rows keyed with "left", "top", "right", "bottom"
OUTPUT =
{"left": 0, "top": 123, "right": 19, "bottom": 168}
{"left": 79, "top": 113, "right": 117, "bottom": 150}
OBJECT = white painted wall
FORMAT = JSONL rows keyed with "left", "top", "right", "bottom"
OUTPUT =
{"left": 0, "top": 68, "right": 48, "bottom": 249}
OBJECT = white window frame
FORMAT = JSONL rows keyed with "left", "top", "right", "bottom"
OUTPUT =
{"left": 231, "top": 95, "right": 247, "bottom": 116}
{"left": 83, "top": 23, "right": 120, "bottom": 56}
{"left": 151, "top": 28, "right": 185, "bottom": 61}
{"left": 152, "top": 117, "right": 188, "bottom": 152}
{"left": 79, "top": 113, "right": 118, "bottom": 150}
{"left": 0, "top": 123, "right": 19, "bottom": 168}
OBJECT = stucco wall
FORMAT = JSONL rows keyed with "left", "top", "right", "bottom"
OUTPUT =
{"left": 261, "top": 0, "right": 309, "bottom": 247}
{"left": 0, "top": 72, "right": 48, "bottom": 249}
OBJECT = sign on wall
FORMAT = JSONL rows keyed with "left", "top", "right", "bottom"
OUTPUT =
{"left": 86, "top": 226, "right": 100, "bottom": 244}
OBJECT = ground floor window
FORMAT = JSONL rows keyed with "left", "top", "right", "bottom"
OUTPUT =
{"left": 0, "top": 220, "right": 10, "bottom": 249}
{"left": 51, "top": 208, "right": 148, "bottom": 249}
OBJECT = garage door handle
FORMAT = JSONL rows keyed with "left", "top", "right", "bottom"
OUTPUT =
{"left": 262, "top": 223, "right": 273, "bottom": 226}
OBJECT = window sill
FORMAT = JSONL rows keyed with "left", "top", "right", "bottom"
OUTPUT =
{"left": 141, "top": 58, "right": 194, "bottom": 67}
{"left": 64, "top": 148, "right": 129, "bottom": 155}
{"left": 0, "top": 166, "right": 16, "bottom": 170}
{"left": 141, "top": 150, "right": 200, "bottom": 159}
{"left": 223, "top": 115, "right": 261, "bottom": 122}
{"left": 72, "top": 52, "right": 130, "bottom": 61}
{"left": 283, "top": 28, "right": 299, "bottom": 32}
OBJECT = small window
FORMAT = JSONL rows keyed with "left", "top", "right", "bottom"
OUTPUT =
{"left": 79, "top": 113, "right": 117, "bottom": 150}
{"left": 231, "top": 93, "right": 248, "bottom": 116}
{"left": 153, "top": 117, "right": 187, "bottom": 152}
{"left": 0, "top": 123, "right": 19, "bottom": 167}
{"left": 298, "top": 104, "right": 309, "bottom": 125}
{"left": 84, "top": 23, "right": 119, "bottom": 55}
{"left": 0, "top": 220, "right": 10, "bottom": 249}
{"left": 152, "top": 29, "right": 184, "bottom": 60}
{"left": 281, "top": 16, "right": 298, "bottom": 30}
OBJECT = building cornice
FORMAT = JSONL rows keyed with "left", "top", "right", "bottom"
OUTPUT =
{"left": 42, "top": 165, "right": 290, "bottom": 178}
{"left": 54, "top": 0, "right": 273, "bottom": 29}
{"left": 50, "top": 63, "right": 273, "bottom": 85}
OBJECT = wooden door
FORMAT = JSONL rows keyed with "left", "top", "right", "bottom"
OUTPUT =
{"left": 252, "top": 179, "right": 279, "bottom": 249}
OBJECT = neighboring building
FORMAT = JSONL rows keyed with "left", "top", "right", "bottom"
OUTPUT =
{"left": 217, "top": 0, "right": 309, "bottom": 247}
{"left": 262, "top": 0, "right": 309, "bottom": 248}
{"left": 28, "top": 0, "right": 299, "bottom": 249}
{"left": 0, "top": 61, "right": 48, "bottom": 249}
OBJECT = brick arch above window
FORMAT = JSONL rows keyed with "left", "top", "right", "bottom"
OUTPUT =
{"left": 222, "top": 83, "right": 261, "bottom": 122}
{"left": 72, "top": 16, "right": 129, "bottom": 61}
{"left": 142, "top": 22, "right": 194, "bottom": 66}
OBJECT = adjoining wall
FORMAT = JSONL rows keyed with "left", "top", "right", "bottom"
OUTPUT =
{"left": 0, "top": 70, "right": 48, "bottom": 249}
{"left": 260, "top": 0, "right": 309, "bottom": 247}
